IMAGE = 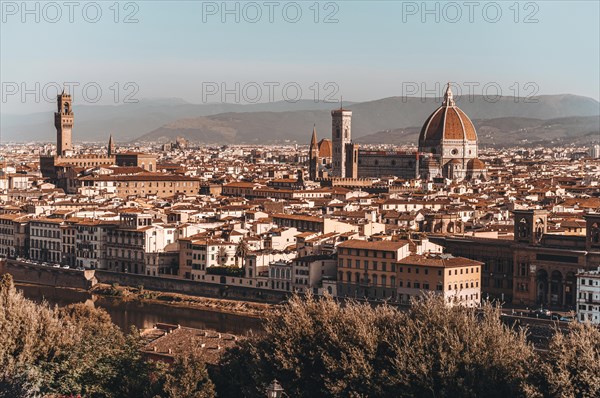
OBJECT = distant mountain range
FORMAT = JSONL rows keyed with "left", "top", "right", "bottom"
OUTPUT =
{"left": 0, "top": 99, "right": 350, "bottom": 143}
{"left": 357, "top": 116, "right": 600, "bottom": 147}
{"left": 1, "top": 95, "right": 598, "bottom": 146}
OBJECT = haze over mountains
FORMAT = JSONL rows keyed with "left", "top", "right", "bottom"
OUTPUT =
{"left": 1, "top": 95, "right": 598, "bottom": 146}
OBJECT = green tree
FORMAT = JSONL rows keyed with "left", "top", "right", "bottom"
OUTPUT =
{"left": 0, "top": 273, "right": 216, "bottom": 398}
{"left": 217, "top": 246, "right": 228, "bottom": 266}
{"left": 235, "top": 239, "right": 250, "bottom": 268}
{"left": 538, "top": 321, "right": 600, "bottom": 398}
{"left": 214, "top": 293, "right": 541, "bottom": 398}
{"left": 161, "top": 349, "right": 215, "bottom": 398}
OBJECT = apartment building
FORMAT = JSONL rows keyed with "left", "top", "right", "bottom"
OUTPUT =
{"left": 29, "top": 218, "right": 64, "bottom": 263}
{"left": 66, "top": 219, "right": 115, "bottom": 269}
{"left": 105, "top": 213, "right": 175, "bottom": 274}
{"left": 79, "top": 173, "right": 201, "bottom": 199}
{"left": 264, "top": 227, "right": 299, "bottom": 251}
{"left": 396, "top": 253, "right": 482, "bottom": 307}
{"left": 336, "top": 239, "right": 482, "bottom": 306}
{"left": 0, "top": 214, "right": 29, "bottom": 258}
{"left": 577, "top": 267, "right": 600, "bottom": 324}
{"left": 337, "top": 240, "right": 411, "bottom": 299}
{"left": 270, "top": 260, "right": 292, "bottom": 291}
{"left": 178, "top": 238, "right": 237, "bottom": 282}
{"left": 292, "top": 254, "right": 337, "bottom": 292}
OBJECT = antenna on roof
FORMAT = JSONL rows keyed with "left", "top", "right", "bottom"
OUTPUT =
{"left": 340, "top": 96, "right": 343, "bottom": 110}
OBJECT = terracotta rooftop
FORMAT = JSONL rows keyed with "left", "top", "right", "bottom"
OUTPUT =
{"left": 141, "top": 324, "right": 240, "bottom": 365}
{"left": 338, "top": 239, "right": 409, "bottom": 251}
{"left": 396, "top": 253, "right": 482, "bottom": 268}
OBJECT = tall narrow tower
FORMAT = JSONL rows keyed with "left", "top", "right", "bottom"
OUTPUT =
{"left": 331, "top": 106, "right": 352, "bottom": 177}
{"left": 55, "top": 90, "right": 73, "bottom": 156}
{"left": 108, "top": 134, "right": 115, "bottom": 157}
{"left": 309, "top": 125, "right": 319, "bottom": 180}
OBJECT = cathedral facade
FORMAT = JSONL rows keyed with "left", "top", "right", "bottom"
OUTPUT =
{"left": 309, "top": 84, "right": 486, "bottom": 181}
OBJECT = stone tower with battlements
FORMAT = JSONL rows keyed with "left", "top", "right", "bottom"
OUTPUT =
{"left": 55, "top": 90, "right": 73, "bottom": 156}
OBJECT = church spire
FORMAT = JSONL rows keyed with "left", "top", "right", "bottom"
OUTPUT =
{"left": 310, "top": 124, "right": 318, "bottom": 149}
{"left": 442, "top": 82, "right": 455, "bottom": 107}
{"left": 108, "top": 134, "right": 115, "bottom": 157}
{"left": 309, "top": 124, "right": 319, "bottom": 181}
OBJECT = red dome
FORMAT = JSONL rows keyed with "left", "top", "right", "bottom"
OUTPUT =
{"left": 418, "top": 85, "right": 477, "bottom": 144}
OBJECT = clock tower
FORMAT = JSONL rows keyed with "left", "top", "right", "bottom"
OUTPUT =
{"left": 55, "top": 90, "right": 73, "bottom": 156}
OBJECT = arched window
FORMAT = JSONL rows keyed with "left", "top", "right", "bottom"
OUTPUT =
{"left": 518, "top": 218, "right": 529, "bottom": 238}
{"left": 535, "top": 218, "right": 545, "bottom": 242}
{"left": 591, "top": 223, "right": 600, "bottom": 244}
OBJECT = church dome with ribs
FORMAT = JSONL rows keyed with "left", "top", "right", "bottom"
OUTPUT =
{"left": 418, "top": 84, "right": 477, "bottom": 145}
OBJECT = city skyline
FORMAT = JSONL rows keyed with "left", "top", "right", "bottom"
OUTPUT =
{"left": 1, "top": 2, "right": 599, "bottom": 397}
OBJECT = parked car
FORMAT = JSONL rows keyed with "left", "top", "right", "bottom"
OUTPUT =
{"left": 52, "top": 264, "right": 60, "bottom": 268}
{"left": 559, "top": 316, "right": 573, "bottom": 322}
{"left": 530, "top": 308, "right": 552, "bottom": 319}
{"left": 61, "top": 265, "right": 70, "bottom": 269}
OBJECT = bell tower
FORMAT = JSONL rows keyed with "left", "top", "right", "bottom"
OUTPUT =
{"left": 55, "top": 90, "right": 73, "bottom": 156}
{"left": 585, "top": 213, "right": 600, "bottom": 251}
{"left": 513, "top": 209, "right": 547, "bottom": 245}
{"left": 331, "top": 104, "right": 352, "bottom": 177}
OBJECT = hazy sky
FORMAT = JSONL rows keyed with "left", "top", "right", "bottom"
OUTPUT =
{"left": 1, "top": 0, "right": 599, "bottom": 114}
